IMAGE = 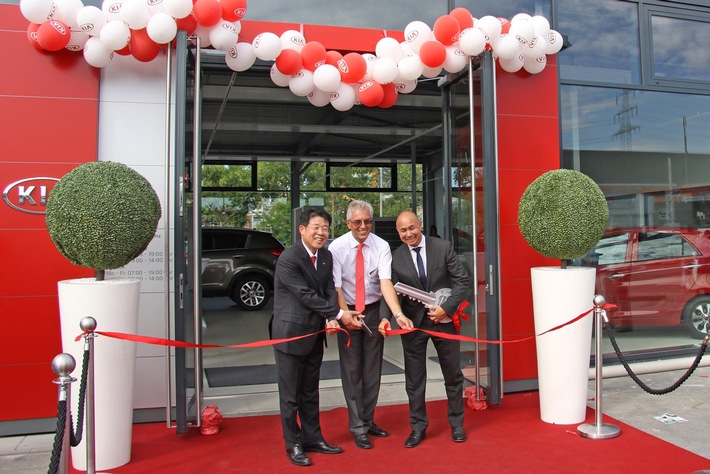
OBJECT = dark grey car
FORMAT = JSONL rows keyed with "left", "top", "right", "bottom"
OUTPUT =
{"left": 201, "top": 227, "right": 285, "bottom": 310}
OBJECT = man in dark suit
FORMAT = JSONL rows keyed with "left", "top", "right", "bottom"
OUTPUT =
{"left": 378, "top": 210, "right": 470, "bottom": 448}
{"left": 272, "top": 207, "right": 362, "bottom": 467}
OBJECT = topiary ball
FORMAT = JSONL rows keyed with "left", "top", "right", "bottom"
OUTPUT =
{"left": 45, "top": 161, "right": 162, "bottom": 271}
{"left": 518, "top": 169, "right": 608, "bottom": 262}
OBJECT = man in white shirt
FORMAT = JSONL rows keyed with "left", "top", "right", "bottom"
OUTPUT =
{"left": 328, "top": 200, "right": 406, "bottom": 450}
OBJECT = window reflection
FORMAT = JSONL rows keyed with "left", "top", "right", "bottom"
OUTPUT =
{"left": 651, "top": 14, "right": 710, "bottom": 83}
{"left": 558, "top": 0, "right": 640, "bottom": 84}
{"left": 455, "top": 0, "right": 550, "bottom": 21}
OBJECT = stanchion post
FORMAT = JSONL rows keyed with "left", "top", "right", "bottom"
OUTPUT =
{"left": 577, "top": 294, "right": 621, "bottom": 440}
{"left": 52, "top": 353, "right": 76, "bottom": 474}
{"left": 80, "top": 317, "right": 97, "bottom": 474}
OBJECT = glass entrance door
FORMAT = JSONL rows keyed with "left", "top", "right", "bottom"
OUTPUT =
{"left": 173, "top": 31, "right": 204, "bottom": 433}
{"left": 442, "top": 53, "right": 502, "bottom": 404}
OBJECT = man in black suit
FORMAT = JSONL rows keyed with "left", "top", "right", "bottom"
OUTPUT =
{"left": 272, "top": 207, "right": 362, "bottom": 467}
{"left": 378, "top": 210, "right": 470, "bottom": 448}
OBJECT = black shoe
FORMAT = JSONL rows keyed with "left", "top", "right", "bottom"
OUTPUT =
{"left": 354, "top": 433, "right": 372, "bottom": 449}
{"left": 303, "top": 441, "right": 343, "bottom": 455}
{"left": 367, "top": 423, "right": 390, "bottom": 438}
{"left": 452, "top": 427, "right": 467, "bottom": 443}
{"left": 404, "top": 430, "right": 426, "bottom": 448}
{"left": 286, "top": 444, "right": 312, "bottom": 467}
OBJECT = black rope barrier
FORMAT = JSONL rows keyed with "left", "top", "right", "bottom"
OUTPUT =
{"left": 70, "top": 349, "right": 90, "bottom": 447}
{"left": 604, "top": 323, "right": 709, "bottom": 395}
{"left": 47, "top": 401, "right": 67, "bottom": 474}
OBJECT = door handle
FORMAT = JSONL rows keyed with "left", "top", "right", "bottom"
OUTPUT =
{"left": 607, "top": 273, "right": 625, "bottom": 279}
{"left": 683, "top": 264, "right": 702, "bottom": 270}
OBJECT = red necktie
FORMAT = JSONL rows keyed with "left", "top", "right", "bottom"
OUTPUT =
{"left": 355, "top": 243, "right": 365, "bottom": 313}
{"left": 311, "top": 255, "right": 317, "bottom": 267}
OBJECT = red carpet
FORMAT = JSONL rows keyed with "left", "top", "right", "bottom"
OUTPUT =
{"left": 71, "top": 392, "right": 709, "bottom": 473}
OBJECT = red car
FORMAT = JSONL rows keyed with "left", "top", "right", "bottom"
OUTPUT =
{"left": 576, "top": 227, "right": 710, "bottom": 339}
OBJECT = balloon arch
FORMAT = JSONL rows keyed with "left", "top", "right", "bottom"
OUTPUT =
{"left": 21, "top": 0, "right": 563, "bottom": 111}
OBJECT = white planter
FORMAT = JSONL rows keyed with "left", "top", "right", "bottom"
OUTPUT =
{"left": 58, "top": 278, "right": 141, "bottom": 471}
{"left": 531, "top": 267, "right": 595, "bottom": 424}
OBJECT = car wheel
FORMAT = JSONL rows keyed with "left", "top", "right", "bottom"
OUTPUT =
{"left": 681, "top": 295, "right": 710, "bottom": 339}
{"left": 231, "top": 275, "right": 270, "bottom": 311}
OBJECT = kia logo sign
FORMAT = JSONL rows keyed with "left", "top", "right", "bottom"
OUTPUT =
{"left": 3, "top": 177, "right": 59, "bottom": 215}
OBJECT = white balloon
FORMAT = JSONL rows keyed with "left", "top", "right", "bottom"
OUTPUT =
{"left": 192, "top": 25, "right": 212, "bottom": 47}
{"left": 509, "top": 18, "right": 535, "bottom": 46}
{"left": 475, "top": 15, "right": 501, "bottom": 42}
{"left": 307, "top": 88, "right": 331, "bottom": 107}
{"left": 253, "top": 32, "right": 282, "bottom": 61}
{"left": 147, "top": 12, "right": 177, "bottom": 44}
{"left": 394, "top": 78, "right": 417, "bottom": 94}
{"left": 400, "top": 41, "right": 414, "bottom": 56}
{"left": 312, "top": 64, "right": 341, "bottom": 93}
{"left": 147, "top": 0, "right": 165, "bottom": 16}
{"left": 397, "top": 54, "right": 424, "bottom": 81}
{"left": 491, "top": 34, "right": 519, "bottom": 60}
{"left": 65, "top": 29, "right": 89, "bottom": 51}
{"left": 120, "top": 0, "right": 150, "bottom": 29}
{"left": 53, "top": 0, "right": 83, "bottom": 29}
{"left": 289, "top": 69, "right": 315, "bottom": 97}
{"left": 545, "top": 30, "right": 564, "bottom": 55}
{"left": 421, "top": 64, "right": 443, "bottom": 78}
{"left": 330, "top": 82, "right": 356, "bottom": 111}
{"left": 226, "top": 42, "right": 256, "bottom": 72}
{"left": 530, "top": 15, "right": 550, "bottom": 38}
{"left": 76, "top": 6, "right": 106, "bottom": 36}
{"left": 523, "top": 34, "right": 546, "bottom": 59}
{"left": 83, "top": 36, "right": 113, "bottom": 67}
{"left": 523, "top": 54, "right": 546, "bottom": 74}
{"left": 99, "top": 20, "right": 130, "bottom": 51}
{"left": 404, "top": 20, "right": 433, "bottom": 54}
{"left": 372, "top": 57, "right": 397, "bottom": 84}
{"left": 443, "top": 45, "right": 467, "bottom": 73}
{"left": 458, "top": 27, "right": 486, "bottom": 56}
{"left": 280, "top": 29, "right": 306, "bottom": 52}
{"left": 511, "top": 13, "right": 532, "bottom": 24}
{"left": 498, "top": 53, "right": 524, "bottom": 73}
{"left": 209, "top": 20, "right": 240, "bottom": 51}
{"left": 361, "top": 53, "right": 378, "bottom": 82}
{"left": 376, "top": 37, "right": 403, "bottom": 62}
{"left": 269, "top": 63, "right": 291, "bottom": 86}
{"left": 163, "top": 0, "right": 192, "bottom": 19}
{"left": 101, "top": 0, "right": 125, "bottom": 22}
{"left": 20, "top": 0, "right": 55, "bottom": 23}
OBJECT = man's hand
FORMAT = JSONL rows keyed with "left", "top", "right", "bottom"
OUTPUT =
{"left": 396, "top": 314, "right": 414, "bottom": 330}
{"left": 339, "top": 310, "right": 363, "bottom": 330}
{"left": 427, "top": 305, "right": 447, "bottom": 324}
{"left": 378, "top": 319, "right": 390, "bottom": 337}
{"left": 326, "top": 319, "right": 340, "bottom": 335}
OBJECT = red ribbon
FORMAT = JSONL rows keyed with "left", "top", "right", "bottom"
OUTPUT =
{"left": 452, "top": 300, "right": 470, "bottom": 333}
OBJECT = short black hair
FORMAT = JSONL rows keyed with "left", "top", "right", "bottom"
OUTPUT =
{"left": 299, "top": 207, "right": 332, "bottom": 226}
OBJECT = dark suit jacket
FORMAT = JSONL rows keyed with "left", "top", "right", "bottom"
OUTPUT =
{"left": 272, "top": 241, "right": 340, "bottom": 355}
{"left": 384, "top": 236, "right": 470, "bottom": 327}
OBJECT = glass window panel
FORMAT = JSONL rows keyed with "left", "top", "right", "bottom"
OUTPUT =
{"left": 636, "top": 232, "right": 698, "bottom": 262}
{"left": 651, "top": 14, "right": 710, "bottom": 83}
{"left": 595, "top": 233, "right": 629, "bottom": 265}
{"left": 455, "top": 0, "right": 550, "bottom": 21}
{"left": 557, "top": 0, "right": 640, "bottom": 84}
{"left": 245, "top": 0, "right": 446, "bottom": 30}
{"left": 328, "top": 165, "right": 392, "bottom": 189}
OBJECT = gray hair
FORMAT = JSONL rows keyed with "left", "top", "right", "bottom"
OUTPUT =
{"left": 346, "top": 200, "right": 374, "bottom": 220}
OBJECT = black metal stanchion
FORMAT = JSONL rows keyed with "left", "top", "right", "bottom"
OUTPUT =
{"left": 79, "top": 317, "right": 97, "bottom": 474}
{"left": 51, "top": 353, "right": 76, "bottom": 474}
{"left": 577, "top": 294, "right": 621, "bottom": 440}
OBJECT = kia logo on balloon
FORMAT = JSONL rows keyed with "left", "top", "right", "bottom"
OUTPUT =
{"left": 2, "top": 177, "right": 59, "bottom": 215}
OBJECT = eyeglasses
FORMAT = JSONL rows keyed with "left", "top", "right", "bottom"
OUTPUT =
{"left": 348, "top": 219, "right": 373, "bottom": 227}
{"left": 307, "top": 225, "right": 330, "bottom": 233}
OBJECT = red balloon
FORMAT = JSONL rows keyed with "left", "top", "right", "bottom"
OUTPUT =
{"left": 337, "top": 52, "right": 366, "bottom": 83}
{"left": 325, "top": 50, "right": 343, "bottom": 67}
{"left": 176, "top": 13, "right": 197, "bottom": 35}
{"left": 193, "top": 0, "right": 222, "bottom": 27}
{"left": 450, "top": 7, "right": 474, "bottom": 30}
{"left": 358, "top": 81, "right": 384, "bottom": 107}
{"left": 378, "top": 83, "right": 398, "bottom": 109}
{"left": 419, "top": 40, "right": 447, "bottom": 68}
{"left": 27, "top": 23, "right": 44, "bottom": 51}
{"left": 36, "top": 20, "right": 71, "bottom": 52}
{"left": 499, "top": 17, "right": 511, "bottom": 35}
{"left": 433, "top": 15, "right": 460, "bottom": 46}
{"left": 115, "top": 44, "right": 131, "bottom": 56}
{"left": 300, "top": 41, "right": 326, "bottom": 71}
{"left": 130, "top": 28, "right": 160, "bottom": 62}
{"left": 275, "top": 48, "right": 302, "bottom": 75}
{"left": 220, "top": 0, "right": 247, "bottom": 22}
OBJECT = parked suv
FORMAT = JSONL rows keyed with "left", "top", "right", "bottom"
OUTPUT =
{"left": 201, "top": 227, "right": 285, "bottom": 310}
